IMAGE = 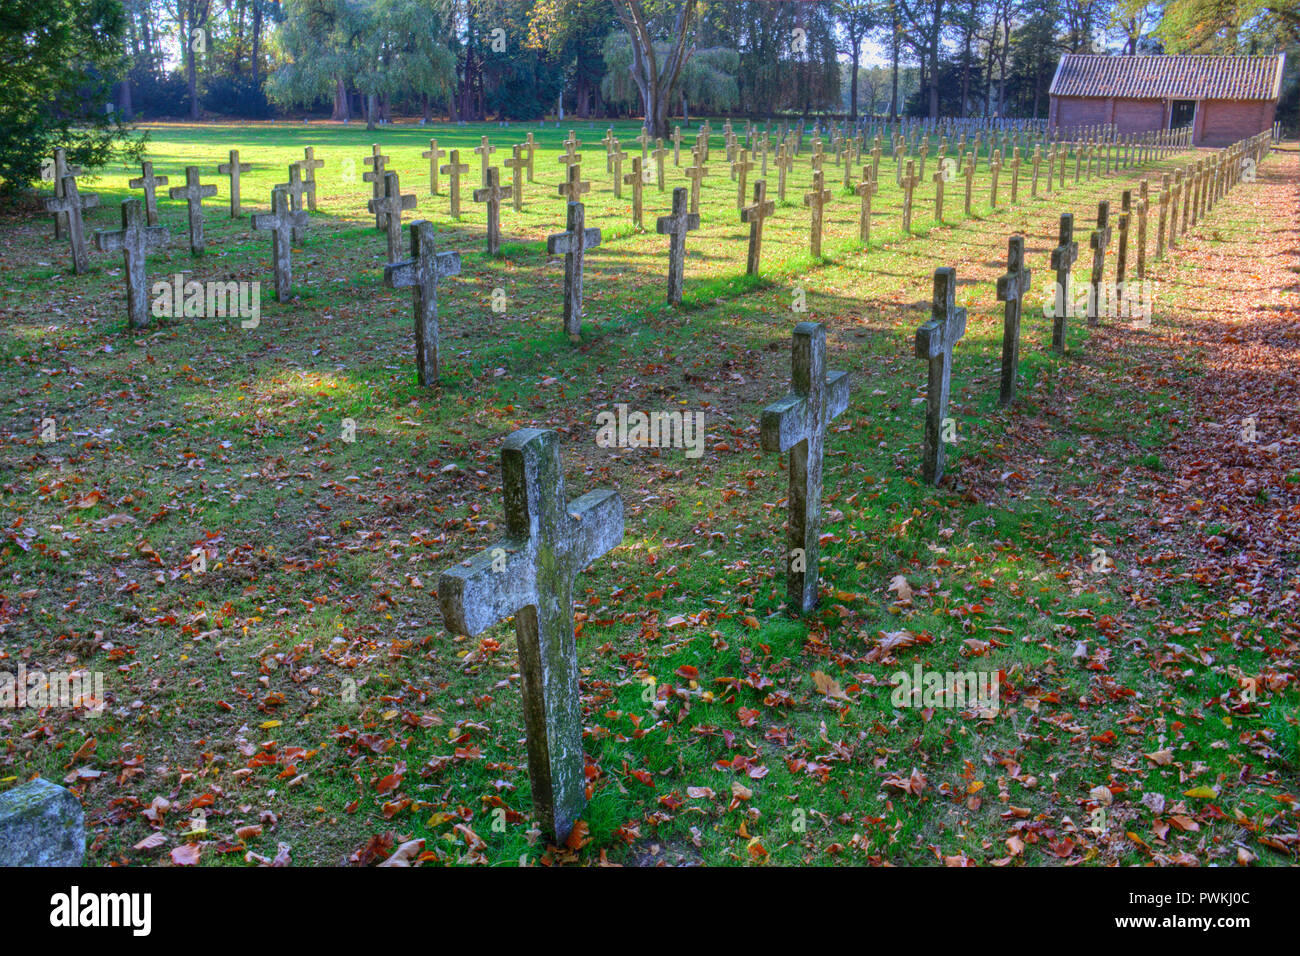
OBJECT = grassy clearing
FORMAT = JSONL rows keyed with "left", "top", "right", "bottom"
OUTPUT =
{"left": 0, "top": 122, "right": 1293, "bottom": 867}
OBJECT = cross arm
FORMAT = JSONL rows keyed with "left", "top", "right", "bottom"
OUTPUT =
{"left": 566, "top": 489, "right": 624, "bottom": 571}
{"left": 826, "top": 370, "right": 851, "bottom": 422}
{"left": 760, "top": 393, "right": 809, "bottom": 453}
{"left": 438, "top": 538, "right": 537, "bottom": 637}
{"left": 547, "top": 227, "right": 601, "bottom": 255}
{"left": 384, "top": 258, "right": 417, "bottom": 289}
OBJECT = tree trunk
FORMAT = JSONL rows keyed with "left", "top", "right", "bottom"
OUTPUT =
{"left": 252, "top": 0, "right": 262, "bottom": 82}
{"left": 333, "top": 77, "right": 349, "bottom": 121}
{"left": 849, "top": 36, "right": 861, "bottom": 120}
{"left": 186, "top": 0, "right": 200, "bottom": 120}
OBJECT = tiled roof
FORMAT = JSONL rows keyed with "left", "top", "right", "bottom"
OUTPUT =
{"left": 1050, "top": 54, "right": 1285, "bottom": 101}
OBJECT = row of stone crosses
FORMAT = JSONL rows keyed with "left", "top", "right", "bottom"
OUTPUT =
{"left": 429, "top": 130, "right": 1268, "bottom": 846}
{"left": 46, "top": 115, "right": 1199, "bottom": 346}
{"left": 38, "top": 126, "right": 1268, "bottom": 846}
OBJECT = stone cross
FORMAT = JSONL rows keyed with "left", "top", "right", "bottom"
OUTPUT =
{"left": 217, "top": 149, "right": 252, "bottom": 218}
{"left": 989, "top": 150, "right": 1002, "bottom": 207}
{"left": 1049, "top": 213, "right": 1078, "bottom": 354}
{"left": 731, "top": 149, "right": 754, "bottom": 211}
{"left": 369, "top": 170, "right": 417, "bottom": 261}
{"left": 803, "top": 170, "right": 831, "bottom": 258}
{"left": 474, "top": 136, "right": 496, "bottom": 186}
{"left": 671, "top": 126, "right": 684, "bottom": 165}
{"left": 558, "top": 143, "right": 580, "bottom": 170}
{"left": 996, "top": 235, "right": 1032, "bottom": 406}
{"left": 384, "top": 219, "right": 461, "bottom": 386}
{"left": 168, "top": 165, "right": 217, "bottom": 255}
{"left": 682, "top": 152, "right": 707, "bottom": 214}
{"left": 856, "top": 167, "right": 877, "bottom": 243}
{"left": 652, "top": 139, "right": 669, "bottom": 190}
{"left": 900, "top": 160, "right": 920, "bottom": 233}
{"left": 600, "top": 128, "right": 616, "bottom": 170}
{"left": 1009, "top": 148, "right": 1021, "bottom": 204}
{"left": 437, "top": 427, "right": 623, "bottom": 844}
{"left": 741, "top": 179, "right": 775, "bottom": 275}
{"left": 301, "top": 147, "right": 325, "bottom": 211}
{"left": 43, "top": 176, "right": 98, "bottom": 274}
{"left": 94, "top": 199, "right": 168, "bottom": 329}
{"left": 279, "top": 162, "right": 309, "bottom": 243}
{"left": 1116, "top": 190, "right": 1131, "bottom": 303}
{"left": 776, "top": 144, "right": 789, "bottom": 201}
{"left": 440, "top": 149, "right": 470, "bottom": 218}
{"left": 473, "top": 166, "right": 512, "bottom": 255}
{"left": 635, "top": 128, "right": 651, "bottom": 162}
{"left": 932, "top": 164, "right": 946, "bottom": 222}
{"left": 1031, "top": 146, "right": 1042, "bottom": 198}
{"left": 547, "top": 201, "right": 602, "bottom": 340}
{"left": 251, "top": 186, "right": 307, "bottom": 303}
{"left": 609, "top": 142, "right": 628, "bottom": 199}
{"left": 915, "top": 268, "right": 968, "bottom": 486}
{"left": 1086, "top": 201, "right": 1112, "bottom": 327}
{"left": 422, "top": 139, "right": 446, "bottom": 195}
{"left": 362, "top": 144, "right": 391, "bottom": 229}
{"left": 1157, "top": 175, "right": 1170, "bottom": 259}
{"left": 760, "top": 322, "right": 851, "bottom": 613}
{"left": 623, "top": 157, "right": 645, "bottom": 230}
{"left": 962, "top": 154, "right": 976, "bottom": 216}
{"left": 1135, "top": 180, "right": 1149, "bottom": 280}
{"left": 504, "top": 145, "right": 526, "bottom": 211}
{"left": 128, "top": 161, "right": 168, "bottom": 226}
{"left": 655, "top": 186, "right": 699, "bottom": 305}
{"left": 556, "top": 163, "right": 590, "bottom": 203}
{"left": 50, "top": 148, "right": 84, "bottom": 239}
{"left": 524, "top": 132, "right": 537, "bottom": 182}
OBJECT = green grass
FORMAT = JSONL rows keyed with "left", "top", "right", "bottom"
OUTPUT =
{"left": 0, "top": 122, "right": 1292, "bottom": 868}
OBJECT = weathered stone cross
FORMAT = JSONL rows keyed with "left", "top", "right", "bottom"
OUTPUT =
{"left": 760, "top": 322, "right": 851, "bottom": 613}
{"left": 423, "top": 138, "right": 446, "bottom": 195}
{"left": 803, "top": 170, "right": 831, "bottom": 258}
{"left": 440, "top": 149, "right": 470, "bottom": 218}
{"left": 278, "top": 162, "right": 309, "bottom": 243}
{"left": 504, "top": 145, "right": 526, "bottom": 211}
{"left": 168, "top": 165, "right": 217, "bottom": 255}
{"left": 1049, "top": 213, "right": 1078, "bottom": 354}
{"left": 251, "top": 186, "right": 307, "bottom": 303}
{"left": 546, "top": 201, "right": 602, "bottom": 341}
{"left": 731, "top": 149, "right": 754, "bottom": 211}
{"left": 996, "top": 235, "right": 1032, "bottom": 406}
{"left": 556, "top": 162, "right": 590, "bottom": 203}
{"left": 437, "top": 427, "right": 623, "bottom": 844}
{"left": 652, "top": 139, "right": 669, "bottom": 191}
{"left": 900, "top": 159, "right": 921, "bottom": 233}
{"left": 301, "top": 147, "right": 325, "bottom": 211}
{"left": 50, "top": 148, "right": 83, "bottom": 239}
{"left": 682, "top": 151, "right": 707, "bottom": 214}
{"left": 43, "top": 176, "right": 98, "bottom": 274}
{"left": 741, "top": 179, "right": 775, "bottom": 275}
{"left": 655, "top": 186, "right": 699, "bottom": 305}
{"left": 1086, "top": 200, "right": 1112, "bottom": 327}
{"left": 915, "top": 268, "right": 968, "bottom": 486}
{"left": 472, "top": 166, "right": 512, "bottom": 255}
{"left": 384, "top": 219, "right": 461, "bottom": 387}
{"left": 623, "top": 157, "right": 645, "bottom": 230}
{"left": 217, "top": 149, "right": 251, "bottom": 218}
{"left": 369, "top": 171, "right": 417, "bottom": 261}
{"left": 128, "top": 161, "right": 168, "bottom": 226}
{"left": 362, "top": 144, "right": 391, "bottom": 229}
{"left": 474, "top": 136, "right": 496, "bottom": 186}
{"left": 856, "top": 167, "right": 877, "bottom": 243}
{"left": 94, "top": 199, "right": 168, "bottom": 329}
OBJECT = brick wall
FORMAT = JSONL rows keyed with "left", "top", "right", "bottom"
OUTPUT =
{"left": 1113, "top": 99, "right": 1166, "bottom": 134}
{"left": 1199, "top": 99, "right": 1277, "bottom": 146}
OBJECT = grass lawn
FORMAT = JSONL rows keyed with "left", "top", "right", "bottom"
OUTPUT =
{"left": 1, "top": 121, "right": 1294, "bottom": 866}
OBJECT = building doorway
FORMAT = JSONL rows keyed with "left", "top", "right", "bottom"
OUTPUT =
{"left": 1170, "top": 100, "right": 1196, "bottom": 129}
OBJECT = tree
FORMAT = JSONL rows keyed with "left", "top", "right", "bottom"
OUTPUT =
{"left": 610, "top": 0, "right": 699, "bottom": 136}
{"left": 834, "top": 0, "right": 876, "bottom": 120}
{"left": 0, "top": 0, "right": 142, "bottom": 195}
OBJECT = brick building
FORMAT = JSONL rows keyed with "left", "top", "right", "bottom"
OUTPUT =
{"left": 1048, "top": 53, "right": 1285, "bottom": 147}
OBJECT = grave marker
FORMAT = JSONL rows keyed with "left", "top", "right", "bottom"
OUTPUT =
{"left": 95, "top": 199, "right": 168, "bottom": 329}
{"left": 655, "top": 186, "right": 699, "bottom": 305}
{"left": 915, "top": 268, "right": 968, "bottom": 485}
{"left": 422, "top": 139, "right": 446, "bottom": 195}
{"left": 301, "top": 147, "right": 325, "bottom": 211}
{"left": 217, "top": 149, "right": 252, "bottom": 218}
{"left": 128, "top": 161, "right": 168, "bottom": 226}
{"left": 742, "top": 179, "right": 776, "bottom": 274}
{"left": 369, "top": 170, "right": 417, "bottom": 261}
{"left": 1049, "top": 213, "right": 1078, "bottom": 354}
{"left": 251, "top": 186, "right": 307, "bottom": 303}
{"left": 438, "top": 428, "right": 622, "bottom": 844}
{"left": 168, "top": 165, "right": 217, "bottom": 255}
{"left": 996, "top": 235, "right": 1032, "bottom": 406}
{"left": 760, "top": 322, "right": 851, "bottom": 613}
{"left": 546, "top": 201, "right": 602, "bottom": 340}
{"left": 472, "top": 166, "right": 512, "bottom": 255}
{"left": 440, "top": 149, "right": 470, "bottom": 219}
{"left": 1086, "top": 200, "right": 1112, "bottom": 327}
{"left": 384, "top": 219, "right": 461, "bottom": 386}
{"left": 803, "top": 170, "right": 831, "bottom": 258}
{"left": 43, "top": 176, "right": 98, "bottom": 274}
